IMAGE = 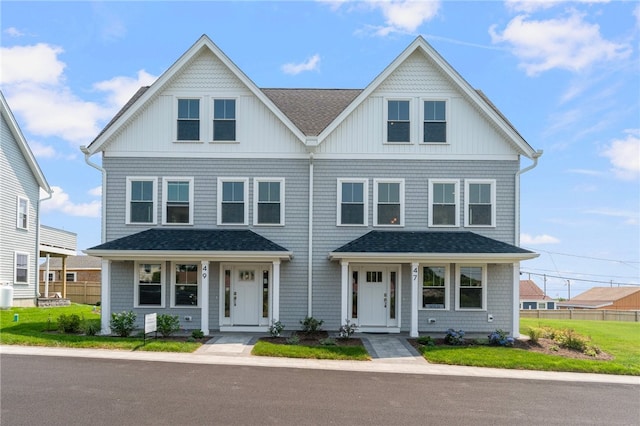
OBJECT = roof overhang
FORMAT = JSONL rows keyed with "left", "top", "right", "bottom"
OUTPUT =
{"left": 557, "top": 301, "right": 614, "bottom": 309}
{"left": 328, "top": 252, "right": 538, "bottom": 263}
{"left": 83, "top": 249, "right": 292, "bottom": 262}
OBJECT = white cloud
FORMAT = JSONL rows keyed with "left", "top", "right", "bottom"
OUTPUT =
{"left": 505, "top": 0, "right": 610, "bottom": 13}
{"left": 93, "top": 70, "right": 156, "bottom": 108}
{"left": 635, "top": 4, "right": 640, "bottom": 28}
{"left": 282, "top": 54, "right": 321, "bottom": 75}
{"left": 0, "top": 43, "right": 66, "bottom": 85}
{"left": 4, "top": 27, "right": 26, "bottom": 37}
{"left": 41, "top": 186, "right": 101, "bottom": 218}
{"left": 489, "top": 11, "right": 631, "bottom": 75}
{"left": 601, "top": 131, "right": 640, "bottom": 181}
{"left": 88, "top": 186, "right": 102, "bottom": 197}
{"left": 521, "top": 233, "right": 561, "bottom": 245}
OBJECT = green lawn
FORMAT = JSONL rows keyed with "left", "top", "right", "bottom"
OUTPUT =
{"left": 0, "top": 304, "right": 201, "bottom": 353}
{"left": 416, "top": 318, "right": 639, "bottom": 375}
{"left": 252, "top": 340, "right": 370, "bottom": 361}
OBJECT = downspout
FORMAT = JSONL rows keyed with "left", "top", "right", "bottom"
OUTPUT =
{"left": 80, "top": 146, "right": 106, "bottom": 243}
{"left": 36, "top": 189, "right": 54, "bottom": 300}
{"left": 307, "top": 151, "right": 314, "bottom": 317}
{"left": 514, "top": 149, "right": 543, "bottom": 245}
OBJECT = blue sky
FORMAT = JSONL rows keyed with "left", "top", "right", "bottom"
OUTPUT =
{"left": 2, "top": 0, "right": 639, "bottom": 299}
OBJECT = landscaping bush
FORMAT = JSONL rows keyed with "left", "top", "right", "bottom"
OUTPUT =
{"left": 300, "top": 316, "right": 324, "bottom": 333}
{"left": 269, "top": 320, "right": 285, "bottom": 337}
{"left": 444, "top": 328, "right": 465, "bottom": 345}
{"left": 416, "top": 335, "right": 435, "bottom": 347}
{"left": 338, "top": 319, "right": 357, "bottom": 339}
{"left": 157, "top": 314, "right": 180, "bottom": 337}
{"left": 57, "top": 314, "right": 82, "bottom": 334}
{"left": 110, "top": 311, "right": 137, "bottom": 337}
{"left": 488, "top": 329, "right": 515, "bottom": 347}
{"left": 191, "top": 329, "right": 205, "bottom": 339}
{"left": 82, "top": 318, "right": 101, "bottom": 336}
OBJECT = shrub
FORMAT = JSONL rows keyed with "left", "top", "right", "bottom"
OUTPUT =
{"left": 338, "top": 319, "right": 357, "bottom": 339}
{"left": 444, "top": 328, "right": 465, "bottom": 345}
{"left": 527, "top": 327, "right": 544, "bottom": 344}
{"left": 319, "top": 337, "right": 336, "bottom": 346}
{"left": 300, "top": 316, "right": 324, "bottom": 333}
{"left": 57, "top": 314, "right": 82, "bottom": 334}
{"left": 157, "top": 314, "right": 180, "bottom": 337}
{"left": 191, "top": 329, "right": 205, "bottom": 339}
{"left": 416, "top": 335, "right": 435, "bottom": 347}
{"left": 488, "top": 329, "right": 515, "bottom": 347}
{"left": 82, "top": 319, "right": 101, "bottom": 336}
{"left": 110, "top": 311, "right": 137, "bottom": 337}
{"left": 269, "top": 320, "right": 285, "bottom": 337}
{"left": 286, "top": 334, "right": 300, "bottom": 345}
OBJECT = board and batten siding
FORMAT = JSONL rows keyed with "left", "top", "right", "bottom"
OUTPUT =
{"left": 0, "top": 113, "right": 40, "bottom": 301}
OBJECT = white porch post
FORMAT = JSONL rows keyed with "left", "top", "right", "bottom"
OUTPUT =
{"left": 512, "top": 262, "right": 520, "bottom": 338}
{"left": 410, "top": 262, "right": 419, "bottom": 337}
{"left": 272, "top": 260, "right": 281, "bottom": 323}
{"left": 100, "top": 259, "right": 111, "bottom": 335}
{"left": 201, "top": 260, "right": 210, "bottom": 336}
{"left": 44, "top": 254, "right": 50, "bottom": 297}
{"left": 341, "top": 261, "right": 349, "bottom": 324}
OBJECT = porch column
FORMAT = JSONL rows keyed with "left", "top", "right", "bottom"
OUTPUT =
{"left": 62, "top": 255, "right": 68, "bottom": 298}
{"left": 44, "top": 254, "right": 50, "bottom": 297}
{"left": 272, "top": 260, "right": 281, "bottom": 323}
{"left": 410, "top": 262, "right": 419, "bottom": 337}
{"left": 100, "top": 259, "right": 111, "bottom": 335}
{"left": 512, "top": 262, "right": 520, "bottom": 338}
{"left": 201, "top": 261, "right": 209, "bottom": 336}
{"left": 341, "top": 261, "right": 349, "bottom": 324}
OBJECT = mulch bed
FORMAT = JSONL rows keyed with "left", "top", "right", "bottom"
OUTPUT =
{"left": 260, "top": 331, "right": 364, "bottom": 347}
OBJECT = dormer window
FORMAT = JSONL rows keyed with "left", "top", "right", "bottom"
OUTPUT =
{"left": 423, "top": 100, "right": 446, "bottom": 143}
{"left": 177, "top": 99, "right": 200, "bottom": 141}
{"left": 387, "top": 100, "right": 410, "bottom": 143}
{"left": 213, "top": 99, "right": 236, "bottom": 141}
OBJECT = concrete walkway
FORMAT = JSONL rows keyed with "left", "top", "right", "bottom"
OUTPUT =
{"left": 2, "top": 334, "right": 638, "bottom": 385}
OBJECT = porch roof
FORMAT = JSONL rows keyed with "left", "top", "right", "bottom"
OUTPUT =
{"left": 329, "top": 231, "right": 537, "bottom": 263}
{"left": 84, "top": 229, "right": 292, "bottom": 261}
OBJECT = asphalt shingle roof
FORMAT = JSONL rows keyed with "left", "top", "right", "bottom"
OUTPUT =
{"left": 87, "top": 229, "right": 289, "bottom": 252}
{"left": 332, "top": 231, "right": 534, "bottom": 255}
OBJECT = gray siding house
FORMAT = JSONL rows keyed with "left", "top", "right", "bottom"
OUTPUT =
{"left": 84, "top": 35, "right": 540, "bottom": 337}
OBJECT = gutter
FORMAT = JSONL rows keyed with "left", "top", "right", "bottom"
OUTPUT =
{"left": 80, "top": 146, "right": 106, "bottom": 243}
{"left": 36, "top": 189, "right": 54, "bottom": 299}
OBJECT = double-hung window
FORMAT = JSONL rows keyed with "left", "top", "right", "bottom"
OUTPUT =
{"left": 172, "top": 263, "right": 199, "bottom": 307}
{"left": 456, "top": 265, "right": 486, "bottom": 310}
{"left": 337, "top": 179, "right": 368, "bottom": 226}
{"left": 17, "top": 196, "right": 28, "bottom": 229}
{"left": 422, "top": 266, "right": 448, "bottom": 309}
{"left": 465, "top": 180, "right": 495, "bottom": 227}
{"left": 162, "top": 178, "right": 193, "bottom": 225}
{"left": 135, "top": 262, "right": 164, "bottom": 307}
{"left": 423, "top": 100, "right": 447, "bottom": 143}
{"left": 126, "top": 178, "right": 157, "bottom": 224}
{"left": 387, "top": 100, "right": 410, "bottom": 143}
{"left": 374, "top": 179, "right": 404, "bottom": 226}
{"left": 429, "top": 180, "right": 458, "bottom": 227}
{"left": 65, "top": 272, "right": 77, "bottom": 282}
{"left": 14, "top": 252, "right": 28, "bottom": 284}
{"left": 218, "top": 178, "right": 248, "bottom": 225}
{"left": 213, "top": 99, "right": 236, "bottom": 141}
{"left": 254, "top": 179, "right": 284, "bottom": 225}
{"left": 177, "top": 98, "right": 200, "bottom": 141}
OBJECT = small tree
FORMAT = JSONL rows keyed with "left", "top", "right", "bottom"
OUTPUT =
{"left": 110, "top": 311, "right": 137, "bottom": 337}
{"left": 157, "top": 314, "right": 180, "bottom": 337}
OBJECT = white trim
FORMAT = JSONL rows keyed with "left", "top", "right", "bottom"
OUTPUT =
{"left": 217, "top": 177, "right": 249, "bottom": 225}
{"left": 384, "top": 98, "right": 413, "bottom": 144}
{"left": 253, "top": 178, "right": 285, "bottom": 226}
{"left": 201, "top": 260, "right": 210, "bottom": 335}
{"left": 341, "top": 261, "right": 349, "bottom": 323}
{"left": 428, "top": 179, "right": 459, "bottom": 227}
{"left": 272, "top": 260, "right": 281, "bottom": 323}
{"left": 16, "top": 196, "right": 29, "bottom": 230}
{"left": 211, "top": 97, "right": 238, "bottom": 142}
{"left": 420, "top": 98, "right": 449, "bottom": 144}
{"left": 133, "top": 261, "right": 165, "bottom": 308}
{"left": 373, "top": 178, "right": 405, "bottom": 227}
{"left": 410, "top": 262, "right": 419, "bottom": 338}
{"left": 419, "top": 264, "right": 450, "bottom": 310}
{"left": 84, "top": 250, "right": 293, "bottom": 261}
{"left": 64, "top": 272, "right": 77, "bottom": 282}
{"left": 337, "top": 178, "right": 368, "bottom": 226}
{"left": 162, "top": 177, "right": 194, "bottom": 225}
{"left": 174, "top": 96, "right": 204, "bottom": 143}
{"left": 170, "top": 261, "right": 201, "bottom": 308}
{"left": 100, "top": 259, "right": 111, "bottom": 335}
{"left": 125, "top": 177, "right": 158, "bottom": 225}
{"left": 512, "top": 262, "right": 520, "bottom": 337}
{"left": 464, "top": 179, "right": 496, "bottom": 228}
{"left": 328, "top": 252, "right": 538, "bottom": 263}
{"left": 455, "top": 264, "right": 487, "bottom": 311}
{"left": 14, "top": 251, "right": 29, "bottom": 284}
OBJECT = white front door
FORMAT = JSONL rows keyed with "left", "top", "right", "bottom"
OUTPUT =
{"left": 232, "top": 268, "right": 260, "bottom": 325}
{"left": 355, "top": 267, "right": 399, "bottom": 328}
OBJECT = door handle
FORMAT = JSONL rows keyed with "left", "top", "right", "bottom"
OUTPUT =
{"left": 233, "top": 291, "right": 237, "bottom": 307}
{"left": 384, "top": 292, "right": 387, "bottom": 308}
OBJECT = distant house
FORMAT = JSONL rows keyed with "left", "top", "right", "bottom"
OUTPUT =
{"left": 519, "top": 279, "right": 556, "bottom": 310}
{"left": 0, "top": 91, "right": 76, "bottom": 307}
{"left": 558, "top": 287, "right": 640, "bottom": 310}
{"left": 39, "top": 255, "right": 101, "bottom": 304}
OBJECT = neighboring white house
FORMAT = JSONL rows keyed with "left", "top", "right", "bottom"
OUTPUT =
{"left": 0, "top": 91, "right": 76, "bottom": 307}
{"left": 84, "top": 35, "right": 540, "bottom": 337}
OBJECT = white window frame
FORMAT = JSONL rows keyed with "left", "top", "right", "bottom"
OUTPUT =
{"left": 17, "top": 196, "right": 29, "bottom": 230}
{"left": 420, "top": 264, "right": 450, "bottom": 310}
{"left": 134, "top": 261, "right": 165, "bottom": 308}
{"left": 46, "top": 272, "right": 56, "bottom": 282}
{"left": 373, "top": 178, "right": 405, "bottom": 227}
{"left": 429, "top": 179, "right": 459, "bottom": 227}
{"left": 65, "top": 272, "right": 77, "bottom": 282}
{"left": 464, "top": 179, "right": 496, "bottom": 227}
{"left": 14, "top": 252, "right": 29, "bottom": 284}
{"left": 126, "top": 177, "right": 158, "bottom": 225}
{"left": 420, "top": 98, "right": 449, "bottom": 144}
{"left": 253, "top": 178, "right": 285, "bottom": 226}
{"left": 211, "top": 97, "right": 238, "bottom": 143}
{"left": 384, "top": 98, "right": 413, "bottom": 144}
{"left": 170, "top": 261, "right": 201, "bottom": 308}
{"left": 217, "top": 177, "right": 249, "bottom": 225}
{"left": 162, "top": 177, "right": 194, "bottom": 225}
{"left": 174, "top": 97, "right": 204, "bottom": 142}
{"left": 337, "top": 178, "right": 368, "bottom": 226}
{"left": 455, "top": 264, "right": 487, "bottom": 311}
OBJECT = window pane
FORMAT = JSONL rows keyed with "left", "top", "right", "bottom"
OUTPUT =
{"left": 16, "top": 254, "right": 28, "bottom": 282}
{"left": 222, "top": 203, "right": 244, "bottom": 223}
{"left": 139, "top": 264, "right": 162, "bottom": 284}
{"left": 259, "top": 182, "right": 280, "bottom": 202}
{"left": 223, "top": 182, "right": 243, "bottom": 202}
{"left": 214, "top": 99, "right": 235, "bottom": 119}
{"left": 66, "top": 273, "right": 76, "bottom": 282}
{"left": 460, "top": 288, "right": 482, "bottom": 308}
{"left": 175, "top": 264, "right": 198, "bottom": 306}
{"left": 342, "top": 182, "right": 363, "bottom": 203}
{"left": 168, "top": 182, "right": 189, "bottom": 202}
{"left": 378, "top": 183, "right": 399, "bottom": 203}
{"left": 175, "top": 285, "right": 198, "bottom": 306}
{"left": 469, "top": 204, "right": 491, "bottom": 225}
{"left": 460, "top": 267, "right": 482, "bottom": 286}
{"left": 469, "top": 183, "right": 491, "bottom": 204}
{"left": 424, "top": 122, "right": 446, "bottom": 142}
{"left": 433, "top": 204, "right": 455, "bottom": 225}
{"left": 166, "top": 204, "right": 189, "bottom": 223}
{"left": 423, "top": 288, "right": 445, "bottom": 308}
{"left": 341, "top": 204, "right": 364, "bottom": 225}
{"left": 139, "top": 284, "right": 162, "bottom": 305}
{"left": 352, "top": 271, "right": 358, "bottom": 319}
{"left": 132, "top": 181, "right": 153, "bottom": 201}
{"left": 258, "top": 203, "right": 280, "bottom": 224}
{"left": 423, "top": 267, "right": 445, "bottom": 287}
{"left": 387, "top": 121, "right": 410, "bottom": 142}
{"left": 425, "top": 101, "right": 445, "bottom": 121}
{"left": 177, "top": 120, "right": 199, "bottom": 140}
{"left": 131, "top": 202, "right": 153, "bottom": 223}
{"left": 434, "top": 183, "right": 454, "bottom": 204}
{"left": 178, "top": 99, "right": 199, "bottom": 119}
{"left": 213, "top": 120, "right": 236, "bottom": 141}
{"left": 388, "top": 100, "right": 409, "bottom": 120}
{"left": 378, "top": 204, "right": 400, "bottom": 225}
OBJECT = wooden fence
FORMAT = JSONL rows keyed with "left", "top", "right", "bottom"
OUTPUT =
{"left": 520, "top": 309, "right": 640, "bottom": 322}
{"left": 38, "top": 281, "right": 101, "bottom": 305}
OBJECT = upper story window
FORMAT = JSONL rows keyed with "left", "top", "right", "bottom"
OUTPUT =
{"left": 213, "top": 99, "right": 236, "bottom": 141}
{"left": 456, "top": 265, "right": 486, "bottom": 310}
{"left": 177, "top": 98, "right": 200, "bottom": 141}
{"left": 465, "top": 180, "right": 495, "bottom": 227}
{"left": 135, "top": 262, "right": 164, "bottom": 307}
{"left": 126, "top": 177, "right": 157, "bottom": 224}
{"left": 421, "top": 265, "right": 449, "bottom": 310}
{"left": 423, "top": 100, "right": 447, "bottom": 143}
{"left": 337, "top": 179, "right": 368, "bottom": 226}
{"left": 162, "top": 178, "right": 193, "bottom": 225}
{"left": 429, "top": 180, "right": 459, "bottom": 227}
{"left": 218, "top": 178, "right": 248, "bottom": 225}
{"left": 387, "top": 100, "right": 410, "bottom": 143}
{"left": 17, "top": 196, "right": 29, "bottom": 230}
{"left": 374, "top": 179, "right": 404, "bottom": 226}
{"left": 14, "top": 252, "right": 28, "bottom": 284}
{"left": 254, "top": 179, "right": 284, "bottom": 226}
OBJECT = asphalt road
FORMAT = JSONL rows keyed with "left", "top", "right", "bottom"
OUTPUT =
{"left": 1, "top": 355, "right": 638, "bottom": 425}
